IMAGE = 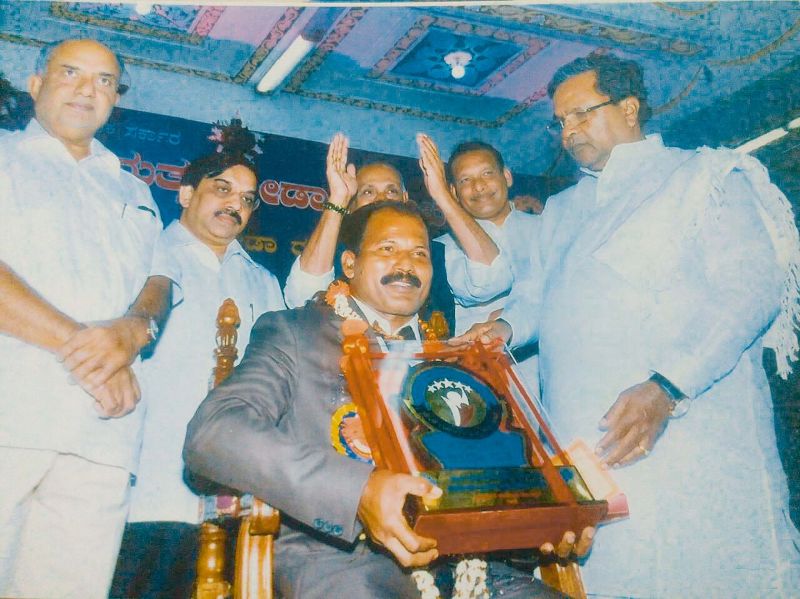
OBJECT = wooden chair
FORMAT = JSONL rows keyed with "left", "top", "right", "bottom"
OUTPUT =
{"left": 194, "top": 299, "right": 280, "bottom": 599}
{"left": 193, "top": 301, "right": 585, "bottom": 599}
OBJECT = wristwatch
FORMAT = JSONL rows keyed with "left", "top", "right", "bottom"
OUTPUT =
{"left": 649, "top": 372, "right": 690, "bottom": 418}
{"left": 144, "top": 317, "right": 160, "bottom": 344}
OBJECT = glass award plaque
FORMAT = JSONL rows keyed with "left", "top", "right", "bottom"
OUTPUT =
{"left": 340, "top": 328, "right": 607, "bottom": 555}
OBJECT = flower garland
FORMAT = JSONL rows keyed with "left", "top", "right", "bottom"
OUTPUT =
{"left": 325, "top": 280, "right": 491, "bottom": 598}
{"left": 325, "top": 280, "right": 437, "bottom": 341}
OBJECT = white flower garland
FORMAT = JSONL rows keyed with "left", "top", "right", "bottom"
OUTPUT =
{"left": 453, "top": 559, "right": 490, "bottom": 599}
{"left": 412, "top": 559, "right": 490, "bottom": 599}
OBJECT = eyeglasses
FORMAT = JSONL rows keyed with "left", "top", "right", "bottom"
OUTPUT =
{"left": 212, "top": 182, "right": 260, "bottom": 210}
{"left": 546, "top": 99, "right": 615, "bottom": 134}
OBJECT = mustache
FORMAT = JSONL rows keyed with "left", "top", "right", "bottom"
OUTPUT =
{"left": 380, "top": 271, "right": 422, "bottom": 288}
{"left": 215, "top": 207, "right": 242, "bottom": 225}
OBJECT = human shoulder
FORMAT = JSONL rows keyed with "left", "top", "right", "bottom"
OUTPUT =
{"left": 673, "top": 144, "right": 764, "bottom": 203}
{"left": 246, "top": 258, "right": 285, "bottom": 305}
{"left": 0, "top": 128, "right": 29, "bottom": 165}
{"left": 248, "top": 302, "right": 332, "bottom": 358}
{"left": 107, "top": 148, "right": 156, "bottom": 205}
{"left": 509, "top": 209, "right": 540, "bottom": 227}
{"left": 541, "top": 176, "right": 589, "bottom": 217}
{"left": 252, "top": 300, "right": 329, "bottom": 335}
{"left": 119, "top": 164, "right": 153, "bottom": 196}
{"left": 434, "top": 230, "right": 457, "bottom": 249}
{"left": 231, "top": 244, "right": 282, "bottom": 284}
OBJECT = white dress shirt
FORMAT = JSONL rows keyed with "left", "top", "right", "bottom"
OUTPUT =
{"left": 128, "top": 220, "right": 285, "bottom": 523}
{"left": 436, "top": 208, "right": 541, "bottom": 336}
{"left": 0, "top": 119, "right": 161, "bottom": 473}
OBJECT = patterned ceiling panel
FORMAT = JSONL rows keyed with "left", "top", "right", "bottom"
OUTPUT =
{"left": 282, "top": 8, "right": 554, "bottom": 127}
{"left": 473, "top": 4, "right": 704, "bottom": 57}
{"left": 52, "top": 3, "right": 217, "bottom": 44}
{"left": 368, "top": 16, "right": 548, "bottom": 97}
{"left": 10, "top": 3, "right": 304, "bottom": 84}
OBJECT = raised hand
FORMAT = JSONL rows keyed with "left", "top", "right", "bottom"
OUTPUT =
{"left": 416, "top": 133, "right": 453, "bottom": 205}
{"left": 326, "top": 132, "right": 357, "bottom": 209}
{"left": 91, "top": 365, "right": 141, "bottom": 418}
{"left": 357, "top": 469, "right": 442, "bottom": 567}
{"left": 595, "top": 380, "right": 672, "bottom": 468}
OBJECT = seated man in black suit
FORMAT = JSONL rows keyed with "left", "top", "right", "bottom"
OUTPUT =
{"left": 184, "top": 200, "right": 583, "bottom": 598}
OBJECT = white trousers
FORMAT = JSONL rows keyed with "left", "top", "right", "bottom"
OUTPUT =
{"left": 0, "top": 447, "right": 130, "bottom": 598}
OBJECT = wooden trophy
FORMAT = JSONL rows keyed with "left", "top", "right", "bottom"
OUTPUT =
{"left": 340, "top": 331, "right": 607, "bottom": 556}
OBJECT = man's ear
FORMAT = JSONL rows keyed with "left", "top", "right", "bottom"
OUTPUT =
{"left": 178, "top": 185, "right": 194, "bottom": 209}
{"left": 28, "top": 75, "right": 42, "bottom": 101}
{"left": 341, "top": 250, "right": 356, "bottom": 279}
{"left": 622, "top": 97, "right": 640, "bottom": 127}
{"left": 402, "top": 189, "right": 409, "bottom": 202}
{"left": 503, "top": 167, "right": 513, "bottom": 189}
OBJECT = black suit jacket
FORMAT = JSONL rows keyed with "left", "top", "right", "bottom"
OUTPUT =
{"left": 184, "top": 300, "right": 375, "bottom": 552}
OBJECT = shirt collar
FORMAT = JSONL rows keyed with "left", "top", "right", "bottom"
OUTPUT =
{"left": 351, "top": 296, "right": 420, "bottom": 340}
{"left": 22, "top": 118, "right": 120, "bottom": 172}
{"left": 580, "top": 134, "right": 665, "bottom": 179}
{"left": 165, "top": 220, "right": 257, "bottom": 267}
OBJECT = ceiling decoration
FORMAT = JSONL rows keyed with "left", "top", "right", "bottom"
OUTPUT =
{"left": 2, "top": 1, "right": 800, "bottom": 170}
{"left": 52, "top": 3, "right": 214, "bottom": 42}
{"left": 45, "top": 2, "right": 304, "bottom": 84}
{"left": 653, "top": 2, "right": 718, "bottom": 18}
{"left": 368, "top": 16, "right": 548, "bottom": 96}
{"left": 281, "top": 8, "right": 554, "bottom": 128}
{"left": 474, "top": 5, "right": 703, "bottom": 56}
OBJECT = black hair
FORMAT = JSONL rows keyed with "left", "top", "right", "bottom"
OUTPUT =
{"left": 340, "top": 200, "right": 425, "bottom": 255}
{"left": 0, "top": 73, "right": 31, "bottom": 131}
{"left": 180, "top": 152, "right": 259, "bottom": 189}
{"left": 446, "top": 140, "right": 505, "bottom": 183}
{"left": 35, "top": 39, "right": 130, "bottom": 95}
{"left": 547, "top": 53, "right": 651, "bottom": 124}
{"left": 182, "top": 119, "right": 261, "bottom": 187}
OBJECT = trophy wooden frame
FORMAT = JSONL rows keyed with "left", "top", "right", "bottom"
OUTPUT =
{"left": 340, "top": 330, "right": 607, "bottom": 555}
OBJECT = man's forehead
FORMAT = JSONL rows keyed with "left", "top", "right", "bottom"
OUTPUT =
{"left": 553, "top": 70, "right": 603, "bottom": 111}
{"left": 363, "top": 210, "right": 427, "bottom": 242}
{"left": 453, "top": 149, "right": 500, "bottom": 173}
{"left": 49, "top": 40, "right": 120, "bottom": 76}
{"left": 205, "top": 165, "right": 257, "bottom": 188}
{"left": 356, "top": 164, "right": 403, "bottom": 187}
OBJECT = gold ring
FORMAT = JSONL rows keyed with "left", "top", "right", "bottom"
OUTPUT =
{"left": 638, "top": 443, "right": 650, "bottom": 456}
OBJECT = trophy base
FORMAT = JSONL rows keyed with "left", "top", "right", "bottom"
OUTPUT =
{"left": 404, "top": 467, "right": 607, "bottom": 555}
{"left": 407, "top": 500, "right": 607, "bottom": 555}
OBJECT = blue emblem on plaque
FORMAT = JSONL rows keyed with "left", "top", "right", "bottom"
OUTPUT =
{"left": 402, "top": 363, "right": 528, "bottom": 470}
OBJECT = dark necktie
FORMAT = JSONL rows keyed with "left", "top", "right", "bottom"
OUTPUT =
{"left": 396, "top": 325, "right": 416, "bottom": 341}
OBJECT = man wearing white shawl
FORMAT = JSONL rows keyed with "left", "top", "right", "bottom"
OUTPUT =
{"left": 462, "top": 53, "right": 800, "bottom": 597}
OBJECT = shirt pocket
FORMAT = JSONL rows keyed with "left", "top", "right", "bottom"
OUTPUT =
{"left": 115, "top": 203, "right": 162, "bottom": 296}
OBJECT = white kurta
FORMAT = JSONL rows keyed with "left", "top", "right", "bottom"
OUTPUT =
{"left": 504, "top": 135, "right": 800, "bottom": 598}
{"left": 128, "top": 221, "right": 285, "bottom": 523}
{"left": 0, "top": 119, "right": 161, "bottom": 473}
